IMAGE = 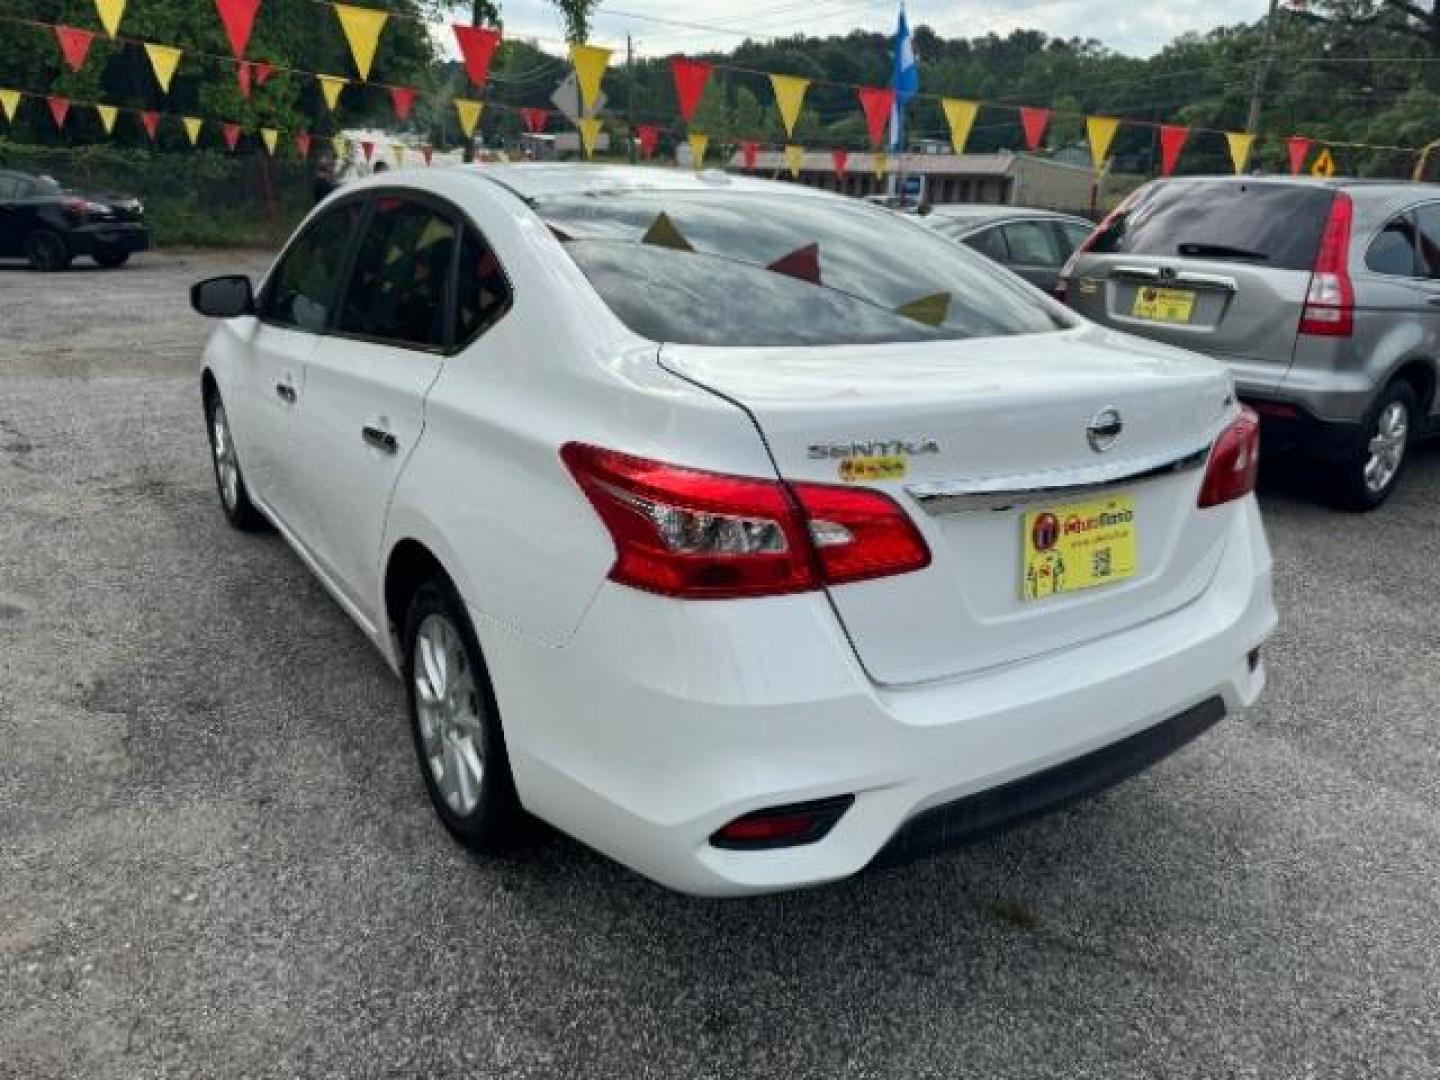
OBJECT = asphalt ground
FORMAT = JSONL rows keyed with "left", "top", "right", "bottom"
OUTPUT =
{"left": 2, "top": 251, "right": 1438, "bottom": 1080}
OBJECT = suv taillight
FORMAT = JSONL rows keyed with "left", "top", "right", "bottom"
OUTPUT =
{"left": 1197, "top": 407, "right": 1261, "bottom": 508}
{"left": 561, "top": 443, "right": 931, "bottom": 600}
{"left": 1057, "top": 190, "right": 1142, "bottom": 301}
{"left": 1299, "top": 191, "right": 1354, "bottom": 337}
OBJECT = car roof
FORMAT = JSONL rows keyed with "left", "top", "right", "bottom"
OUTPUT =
{"left": 923, "top": 205, "right": 1090, "bottom": 232}
{"left": 466, "top": 163, "right": 840, "bottom": 203}
{"left": 1149, "top": 174, "right": 1440, "bottom": 196}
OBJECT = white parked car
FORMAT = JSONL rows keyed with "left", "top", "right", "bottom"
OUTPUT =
{"left": 191, "top": 165, "right": 1276, "bottom": 897}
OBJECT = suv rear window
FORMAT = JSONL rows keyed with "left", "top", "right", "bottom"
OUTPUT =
{"left": 536, "top": 191, "right": 1065, "bottom": 347}
{"left": 1089, "top": 181, "right": 1334, "bottom": 271}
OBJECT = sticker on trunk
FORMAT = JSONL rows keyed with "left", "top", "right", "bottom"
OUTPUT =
{"left": 838, "top": 455, "right": 907, "bottom": 482}
{"left": 1022, "top": 495, "right": 1137, "bottom": 601}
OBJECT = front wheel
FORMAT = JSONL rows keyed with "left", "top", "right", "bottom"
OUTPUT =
{"left": 204, "top": 389, "right": 266, "bottom": 531}
{"left": 404, "top": 579, "right": 523, "bottom": 853}
{"left": 94, "top": 249, "right": 130, "bottom": 269}
{"left": 1326, "top": 382, "right": 1416, "bottom": 512}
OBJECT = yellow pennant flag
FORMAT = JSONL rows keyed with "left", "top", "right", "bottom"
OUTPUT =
{"left": 333, "top": 4, "right": 388, "bottom": 81}
{"left": 872, "top": 151, "right": 889, "bottom": 179}
{"left": 392, "top": 143, "right": 405, "bottom": 168}
{"left": 577, "top": 117, "right": 603, "bottom": 158}
{"left": 770, "top": 74, "right": 810, "bottom": 138}
{"left": 183, "top": 116, "right": 202, "bottom": 145}
{"left": 261, "top": 128, "right": 278, "bottom": 156}
{"left": 688, "top": 132, "right": 708, "bottom": 169}
{"left": 941, "top": 98, "right": 979, "bottom": 155}
{"left": 784, "top": 144, "right": 805, "bottom": 179}
{"left": 454, "top": 98, "right": 483, "bottom": 138}
{"left": 0, "top": 89, "right": 19, "bottom": 123}
{"left": 1086, "top": 116, "right": 1120, "bottom": 171}
{"left": 144, "top": 43, "right": 183, "bottom": 93}
{"left": 94, "top": 0, "right": 126, "bottom": 38}
{"left": 1226, "top": 131, "right": 1255, "bottom": 175}
{"left": 570, "top": 45, "right": 611, "bottom": 114}
{"left": 318, "top": 75, "right": 347, "bottom": 111}
{"left": 94, "top": 103, "right": 117, "bottom": 134}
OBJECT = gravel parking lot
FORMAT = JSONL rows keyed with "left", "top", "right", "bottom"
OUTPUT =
{"left": 2, "top": 251, "right": 1438, "bottom": 1080}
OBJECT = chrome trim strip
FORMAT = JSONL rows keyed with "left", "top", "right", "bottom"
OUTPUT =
{"left": 905, "top": 445, "right": 1210, "bottom": 514}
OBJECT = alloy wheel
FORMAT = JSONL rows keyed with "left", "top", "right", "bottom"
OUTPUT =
{"left": 413, "top": 613, "right": 485, "bottom": 816}
{"left": 210, "top": 402, "right": 240, "bottom": 512}
{"left": 1364, "top": 400, "right": 1408, "bottom": 495}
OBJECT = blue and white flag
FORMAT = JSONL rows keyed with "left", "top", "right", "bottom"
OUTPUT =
{"left": 890, "top": 5, "right": 919, "bottom": 152}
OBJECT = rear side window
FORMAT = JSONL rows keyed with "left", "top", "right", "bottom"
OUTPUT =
{"left": 1366, "top": 215, "right": 1419, "bottom": 276}
{"left": 1002, "top": 221, "right": 1063, "bottom": 267}
{"left": 262, "top": 200, "right": 364, "bottom": 333}
{"left": 963, "top": 226, "right": 1007, "bottom": 262}
{"left": 0, "top": 177, "right": 21, "bottom": 199}
{"left": 1058, "top": 221, "right": 1094, "bottom": 256}
{"left": 1413, "top": 205, "right": 1440, "bottom": 278}
{"left": 454, "top": 227, "right": 512, "bottom": 344}
{"left": 538, "top": 192, "right": 1064, "bottom": 347}
{"left": 1089, "top": 181, "right": 1335, "bottom": 271}
{"left": 338, "top": 197, "right": 456, "bottom": 350}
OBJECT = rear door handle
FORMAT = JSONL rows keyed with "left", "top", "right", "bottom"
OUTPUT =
{"left": 362, "top": 426, "right": 399, "bottom": 454}
{"left": 274, "top": 382, "right": 296, "bottom": 403}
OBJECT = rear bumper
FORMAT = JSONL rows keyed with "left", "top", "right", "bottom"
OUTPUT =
{"left": 67, "top": 223, "right": 150, "bottom": 255}
{"left": 1240, "top": 394, "right": 1365, "bottom": 459}
{"left": 477, "top": 499, "right": 1276, "bottom": 897}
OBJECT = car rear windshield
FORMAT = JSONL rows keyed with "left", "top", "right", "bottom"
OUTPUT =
{"left": 534, "top": 191, "right": 1066, "bottom": 347}
{"left": 1089, "top": 181, "right": 1335, "bottom": 271}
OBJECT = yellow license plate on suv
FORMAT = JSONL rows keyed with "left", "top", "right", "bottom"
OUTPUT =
{"left": 1131, "top": 286, "right": 1195, "bottom": 324}
{"left": 1022, "top": 495, "right": 1137, "bottom": 601}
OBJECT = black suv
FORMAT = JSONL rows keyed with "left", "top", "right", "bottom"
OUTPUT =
{"left": 0, "top": 169, "right": 150, "bottom": 271}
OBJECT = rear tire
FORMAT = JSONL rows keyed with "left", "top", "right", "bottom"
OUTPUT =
{"left": 24, "top": 229, "right": 71, "bottom": 272}
{"left": 403, "top": 578, "right": 524, "bottom": 853}
{"left": 1325, "top": 381, "right": 1416, "bottom": 512}
{"left": 204, "top": 387, "right": 267, "bottom": 531}
{"left": 94, "top": 249, "right": 130, "bottom": 269}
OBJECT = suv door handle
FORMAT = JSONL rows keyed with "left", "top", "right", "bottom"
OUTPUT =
{"left": 274, "top": 382, "right": 297, "bottom": 403}
{"left": 362, "top": 426, "right": 399, "bottom": 454}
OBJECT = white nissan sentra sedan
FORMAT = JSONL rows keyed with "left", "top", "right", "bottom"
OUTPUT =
{"left": 190, "top": 164, "right": 1276, "bottom": 896}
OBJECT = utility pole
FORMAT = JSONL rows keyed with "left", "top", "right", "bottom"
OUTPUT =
{"left": 627, "top": 33, "right": 637, "bottom": 163}
{"left": 1246, "top": 0, "right": 1282, "bottom": 137}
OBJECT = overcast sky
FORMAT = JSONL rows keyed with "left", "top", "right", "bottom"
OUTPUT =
{"left": 481, "top": 0, "right": 1270, "bottom": 60}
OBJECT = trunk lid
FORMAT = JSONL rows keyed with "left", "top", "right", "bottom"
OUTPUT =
{"left": 662, "top": 327, "right": 1238, "bottom": 686}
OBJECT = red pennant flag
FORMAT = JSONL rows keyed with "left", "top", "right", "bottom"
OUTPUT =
{"left": 237, "top": 61, "right": 252, "bottom": 99}
{"left": 253, "top": 60, "right": 273, "bottom": 85}
{"left": 421, "top": 144, "right": 433, "bottom": 166}
{"left": 767, "top": 243, "right": 820, "bottom": 285}
{"left": 1020, "top": 107, "right": 1050, "bottom": 152}
{"left": 222, "top": 122, "right": 241, "bottom": 151}
{"left": 141, "top": 110, "right": 160, "bottom": 142}
{"left": 215, "top": 0, "right": 261, "bottom": 59}
{"left": 636, "top": 124, "right": 659, "bottom": 160}
{"left": 47, "top": 96, "right": 71, "bottom": 129}
{"left": 361, "top": 140, "right": 375, "bottom": 163}
{"left": 831, "top": 149, "right": 848, "bottom": 179}
{"left": 1159, "top": 124, "right": 1189, "bottom": 177}
{"left": 390, "top": 86, "right": 417, "bottom": 121}
{"left": 741, "top": 139, "right": 758, "bottom": 171}
{"left": 55, "top": 27, "right": 95, "bottom": 72}
{"left": 519, "top": 107, "right": 547, "bottom": 133}
{"left": 294, "top": 131, "right": 312, "bottom": 158}
{"left": 1286, "top": 136, "right": 1313, "bottom": 175}
{"left": 669, "top": 57, "right": 711, "bottom": 124}
{"left": 856, "top": 86, "right": 894, "bottom": 148}
{"left": 453, "top": 25, "right": 501, "bottom": 90}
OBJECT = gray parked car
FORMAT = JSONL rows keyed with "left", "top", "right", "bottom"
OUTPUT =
{"left": 922, "top": 206, "right": 1095, "bottom": 292}
{"left": 1059, "top": 176, "right": 1440, "bottom": 509}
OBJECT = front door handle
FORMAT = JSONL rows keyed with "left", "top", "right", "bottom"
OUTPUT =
{"left": 362, "top": 426, "right": 399, "bottom": 454}
{"left": 275, "top": 382, "right": 297, "bottom": 403}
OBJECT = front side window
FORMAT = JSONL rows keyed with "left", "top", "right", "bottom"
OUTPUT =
{"left": 262, "top": 200, "right": 363, "bottom": 333}
{"left": 963, "top": 226, "right": 1008, "bottom": 262}
{"left": 538, "top": 192, "right": 1064, "bottom": 348}
{"left": 1002, "top": 220, "right": 1064, "bottom": 267}
{"left": 338, "top": 197, "right": 456, "bottom": 349}
{"left": 1366, "top": 214, "right": 1419, "bottom": 277}
{"left": 0, "top": 177, "right": 20, "bottom": 199}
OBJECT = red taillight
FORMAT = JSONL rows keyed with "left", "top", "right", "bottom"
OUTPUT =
{"left": 1299, "top": 191, "right": 1354, "bottom": 338}
{"left": 560, "top": 443, "right": 930, "bottom": 600}
{"left": 1058, "top": 190, "right": 1140, "bottom": 295}
{"left": 1198, "top": 407, "right": 1261, "bottom": 509}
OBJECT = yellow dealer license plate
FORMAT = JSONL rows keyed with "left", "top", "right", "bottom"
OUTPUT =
{"left": 1131, "top": 286, "right": 1195, "bottom": 324}
{"left": 1022, "top": 495, "right": 1137, "bottom": 601}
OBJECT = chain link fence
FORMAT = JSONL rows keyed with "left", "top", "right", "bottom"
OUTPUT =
{"left": 0, "top": 141, "right": 313, "bottom": 248}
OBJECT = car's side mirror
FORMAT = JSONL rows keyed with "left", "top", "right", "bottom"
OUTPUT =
{"left": 191, "top": 275, "right": 255, "bottom": 319}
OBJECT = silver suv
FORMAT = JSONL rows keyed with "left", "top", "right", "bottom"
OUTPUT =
{"left": 1060, "top": 177, "right": 1439, "bottom": 509}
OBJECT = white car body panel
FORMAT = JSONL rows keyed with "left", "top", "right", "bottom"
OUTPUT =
{"left": 199, "top": 164, "right": 1277, "bottom": 896}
